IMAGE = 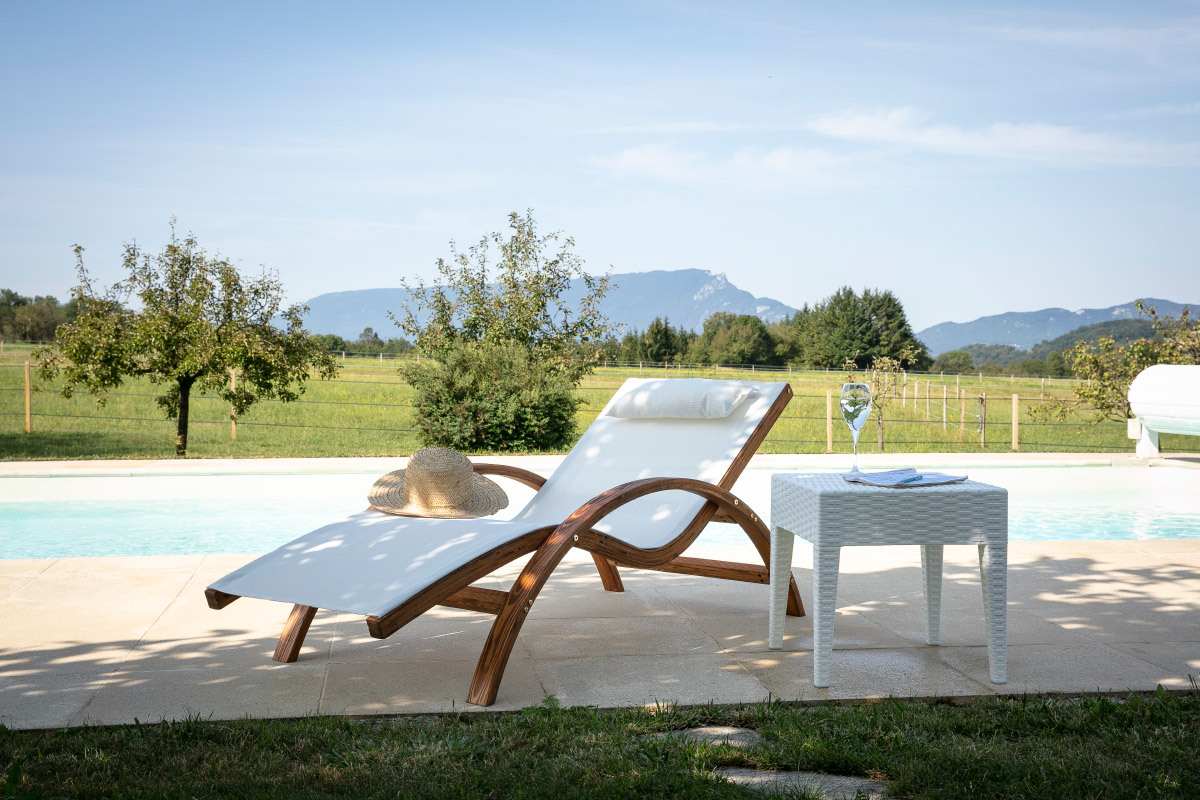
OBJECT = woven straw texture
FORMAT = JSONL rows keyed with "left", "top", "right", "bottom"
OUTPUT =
{"left": 769, "top": 472, "right": 1008, "bottom": 687}
{"left": 368, "top": 447, "right": 508, "bottom": 519}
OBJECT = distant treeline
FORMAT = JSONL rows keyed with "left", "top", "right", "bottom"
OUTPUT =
{"left": 931, "top": 319, "right": 1155, "bottom": 377}
{"left": 600, "top": 287, "right": 932, "bottom": 370}
{"left": 1, "top": 289, "right": 78, "bottom": 342}
{"left": 310, "top": 327, "right": 413, "bottom": 355}
{"left": 12, "top": 282, "right": 1150, "bottom": 379}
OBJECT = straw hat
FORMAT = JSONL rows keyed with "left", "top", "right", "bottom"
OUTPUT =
{"left": 368, "top": 447, "right": 509, "bottom": 518}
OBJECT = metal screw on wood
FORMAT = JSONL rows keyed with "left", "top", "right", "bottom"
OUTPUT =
{"left": 572, "top": 534, "right": 579, "bottom": 542}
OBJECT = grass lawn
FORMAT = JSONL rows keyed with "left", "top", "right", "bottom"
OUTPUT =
{"left": 3, "top": 691, "right": 1197, "bottom": 799}
{"left": 1, "top": 346, "right": 1177, "bottom": 461}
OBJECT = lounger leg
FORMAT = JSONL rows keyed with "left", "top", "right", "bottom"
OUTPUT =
{"left": 592, "top": 554, "right": 624, "bottom": 592}
{"left": 736, "top": 508, "right": 805, "bottom": 617}
{"left": 468, "top": 528, "right": 576, "bottom": 706}
{"left": 273, "top": 604, "right": 318, "bottom": 663}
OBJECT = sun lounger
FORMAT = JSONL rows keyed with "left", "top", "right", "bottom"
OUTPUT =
{"left": 206, "top": 378, "right": 804, "bottom": 706}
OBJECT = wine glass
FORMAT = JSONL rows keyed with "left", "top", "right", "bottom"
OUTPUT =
{"left": 840, "top": 382, "right": 872, "bottom": 474}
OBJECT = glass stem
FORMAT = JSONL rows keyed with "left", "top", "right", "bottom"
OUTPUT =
{"left": 851, "top": 431, "right": 859, "bottom": 472}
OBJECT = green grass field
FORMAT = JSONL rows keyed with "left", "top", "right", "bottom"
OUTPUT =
{"left": 0, "top": 342, "right": 1177, "bottom": 461}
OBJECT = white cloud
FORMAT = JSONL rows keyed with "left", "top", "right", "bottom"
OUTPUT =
{"left": 807, "top": 107, "right": 1195, "bottom": 167}
{"left": 590, "top": 143, "right": 856, "bottom": 188}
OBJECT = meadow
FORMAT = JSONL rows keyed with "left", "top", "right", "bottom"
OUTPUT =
{"left": 0, "top": 342, "right": 1165, "bottom": 461}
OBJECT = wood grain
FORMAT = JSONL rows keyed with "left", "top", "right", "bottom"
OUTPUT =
{"left": 366, "top": 528, "right": 553, "bottom": 639}
{"left": 272, "top": 604, "right": 317, "bottom": 663}
{"left": 439, "top": 585, "right": 508, "bottom": 615}
{"left": 591, "top": 554, "right": 625, "bottom": 592}
{"left": 204, "top": 588, "right": 240, "bottom": 610}
{"left": 472, "top": 463, "right": 547, "bottom": 490}
{"left": 648, "top": 556, "right": 770, "bottom": 583}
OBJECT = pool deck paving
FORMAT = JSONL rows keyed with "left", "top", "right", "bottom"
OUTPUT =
{"left": 2, "top": 452, "right": 1198, "bottom": 730}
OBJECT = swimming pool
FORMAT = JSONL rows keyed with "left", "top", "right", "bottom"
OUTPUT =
{"left": 2, "top": 466, "right": 1198, "bottom": 559}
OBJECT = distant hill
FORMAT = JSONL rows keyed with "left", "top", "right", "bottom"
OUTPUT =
{"left": 301, "top": 269, "right": 797, "bottom": 340}
{"left": 956, "top": 319, "right": 1158, "bottom": 368}
{"left": 916, "top": 298, "right": 1194, "bottom": 356}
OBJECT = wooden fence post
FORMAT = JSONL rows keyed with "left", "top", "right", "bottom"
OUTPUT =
{"left": 24, "top": 360, "right": 32, "bottom": 434}
{"left": 943, "top": 385, "right": 948, "bottom": 430}
{"left": 956, "top": 373, "right": 960, "bottom": 391}
{"left": 980, "top": 393, "right": 987, "bottom": 448}
{"left": 959, "top": 389, "right": 965, "bottom": 431}
{"left": 925, "top": 380, "right": 930, "bottom": 419}
{"left": 1011, "top": 394, "right": 1019, "bottom": 451}
{"left": 979, "top": 372, "right": 983, "bottom": 384}
{"left": 826, "top": 390, "right": 833, "bottom": 454}
{"left": 230, "top": 369, "right": 237, "bottom": 441}
{"left": 902, "top": 383, "right": 907, "bottom": 408}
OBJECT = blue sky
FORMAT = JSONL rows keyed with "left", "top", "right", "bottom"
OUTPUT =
{"left": 1, "top": 1, "right": 1198, "bottom": 330}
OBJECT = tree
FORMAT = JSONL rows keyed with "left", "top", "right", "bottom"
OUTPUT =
{"left": 1029, "top": 303, "right": 1198, "bottom": 424}
{"left": 642, "top": 317, "right": 680, "bottom": 363}
{"left": 395, "top": 211, "right": 612, "bottom": 451}
{"left": 690, "top": 312, "right": 773, "bottom": 365}
{"left": 932, "top": 350, "right": 973, "bottom": 374}
{"left": 1, "top": 290, "right": 78, "bottom": 341}
{"left": 793, "top": 287, "right": 930, "bottom": 369}
{"left": 36, "top": 224, "right": 338, "bottom": 455}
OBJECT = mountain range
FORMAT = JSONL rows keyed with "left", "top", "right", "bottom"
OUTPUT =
{"left": 298, "top": 268, "right": 1194, "bottom": 355}
{"left": 914, "top": 299, "right": 1196, "bottom": 356}
{"left": 301, "top": 269, "right": 797, "bottom": 340}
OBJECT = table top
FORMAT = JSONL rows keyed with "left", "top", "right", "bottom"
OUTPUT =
{"left": 770, "top": 472, "right": 1008, "bottom": 546}
{"left": 772, "top": 471, "right": 1007, "bottom": 497}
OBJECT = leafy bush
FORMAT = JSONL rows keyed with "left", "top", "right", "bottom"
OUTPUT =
{"left": 404, "top": 341, "right": 581, "bottom": 451}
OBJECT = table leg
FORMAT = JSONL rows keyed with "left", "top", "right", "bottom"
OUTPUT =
{"left": 921, "top": 544, "right": 944, "bottom": 646}
{"left": 978, "top": 541, "right": 1008, "bottom": 684}
{"left": 768, "top": 525, "right": 795, "bottom": 650}
{"left": 812, "top": 543, "right": 841, "bottom": 688}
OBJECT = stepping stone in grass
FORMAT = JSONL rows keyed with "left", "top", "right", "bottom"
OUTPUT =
{"left": 717, "top": 767, "right": 887, "bottom": 799}
{"left": 654, "top": 725, "right": 764, "bottom": 748}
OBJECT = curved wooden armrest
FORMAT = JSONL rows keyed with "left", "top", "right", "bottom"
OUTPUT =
{"left": 472, "top": 462, "right": 547, "bottom": 491}
{"left": 558, "top": 477, "right": 761, "bottom": 566}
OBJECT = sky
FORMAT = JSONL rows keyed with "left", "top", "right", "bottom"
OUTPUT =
{"left": 1, "top": 1, "right": 1198, "bottom": 331}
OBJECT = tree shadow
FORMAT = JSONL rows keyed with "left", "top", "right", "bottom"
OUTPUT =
{"left": 3, "top": 549, "right": 1199, "bottom": 729}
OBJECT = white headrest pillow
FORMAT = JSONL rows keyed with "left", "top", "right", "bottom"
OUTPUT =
{"left": 606, "top": 379, "right": 755, "bottom": 420}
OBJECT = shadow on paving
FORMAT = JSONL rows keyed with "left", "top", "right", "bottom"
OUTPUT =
{"left": 1, "top": 551, "right": 1199, "bottom": 729}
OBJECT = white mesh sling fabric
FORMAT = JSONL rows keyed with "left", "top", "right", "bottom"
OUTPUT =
{"left": 208, "top": 379, "right": 786, "bottom": 617}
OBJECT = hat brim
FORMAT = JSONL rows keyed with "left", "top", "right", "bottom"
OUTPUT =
{"left": 368, "top": 469, "right": 510, "bottom": 519}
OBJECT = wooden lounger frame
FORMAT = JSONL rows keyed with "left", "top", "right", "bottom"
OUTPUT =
{"left": 205, "top": 384, "right": 804, "bottom": 707}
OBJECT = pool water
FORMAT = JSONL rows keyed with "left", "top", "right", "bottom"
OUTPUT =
{"left": 2, "top": 467, "right": 1198, "bottom": 559}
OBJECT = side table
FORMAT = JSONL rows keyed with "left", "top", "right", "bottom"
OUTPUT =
{"left": 768, "top": 472, "right": 1008, "bottom": 688}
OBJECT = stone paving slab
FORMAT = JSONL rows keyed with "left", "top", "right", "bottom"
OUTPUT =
{"left": 0, "top": 537, "right": 1197, "bottom": 729}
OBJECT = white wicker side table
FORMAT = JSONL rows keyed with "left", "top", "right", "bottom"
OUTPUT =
{"left": 769, "top": 472, "right": 1008, "bottom": 688}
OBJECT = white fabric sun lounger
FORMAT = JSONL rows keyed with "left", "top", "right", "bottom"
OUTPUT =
{"left": 206, "top": 378, "right": 804, "bottom": 706}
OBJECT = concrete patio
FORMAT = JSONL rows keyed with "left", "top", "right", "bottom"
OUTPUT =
{"left": 2, "top": 453, "right": 1199, "bottom": 730}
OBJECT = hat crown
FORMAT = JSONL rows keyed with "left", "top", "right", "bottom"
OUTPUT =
{"left": 402, "top": 447, "right": 473, "bottom": 510}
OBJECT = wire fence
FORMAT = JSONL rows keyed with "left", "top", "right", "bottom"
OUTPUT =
{"left": 0, "top": 357, "right": 1142, "bottom": 458}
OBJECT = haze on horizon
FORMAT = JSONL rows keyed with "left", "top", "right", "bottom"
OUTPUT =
{"left": 1, "top": 1, "right": 1198, "bottom": 330}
